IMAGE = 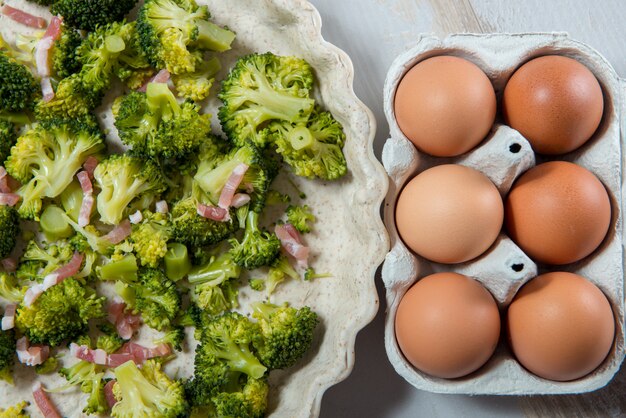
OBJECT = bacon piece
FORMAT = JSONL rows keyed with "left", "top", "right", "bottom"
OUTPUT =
{"left": 104, "top": 220, "right": 132, "bottom": 244}
{"left": 129, "top": 210, "right": 143, "bottom": 224}
{"left": 231, "top": 193, "right": 251, "bottom": 208}
{"left": 155, "top": 200, "right": 168, "bottom": 214}
{"left": 107, "top": 353, "right": 135, "bottom": 367}
{"left": 41, "top": 77, "right": 55, "bottom": 102}
{"left": 78, "top": 193, "right": 94, "bottom": 227}
{"left": 137, "top": 70, "right": 171, "bottom": 92}
{"left": 0, "top": 193, "right": 20, "bottom": 206}
{"left": 33, "top": 382, "right": 62, "bottom": 418}
{"left": 1, "top": 303, "right": 16, "bottom": 330}
{"left": 83, "top": 157, "right": 99, "bottom": 178}
{"left": 275, "top": 223, "right": 310, "bottom": 268}
{"left": 77, "top": 171, "right": 93, "bottom": 195}
{"left": 104, "top": 379, "right": 118, "bottom": 408}
{"left": 35, "top": 36, "right": 54, "bottom": 77}
{"left": 197, "top": 203, "right": 229, "bottom": 222}
{"left": 50, "top": 252, "right": 83, "bottom": 283}
{"left": 43, "top": 15, "right": 63, "bottom": 40}
{"left": 107, "top": 300, "right": 140, "bottom": 340}
{"left": 0, "top": 167, "right": 9, "bottom": 193}
{"left": 116, "top": 313, "right": 141, "bottom": 340}
{"left": 218, "top": 163, "right": 249, "bottom": 209}
{"left": 23, "top": 284, "right": 44, "bottom": 307}
{"left": 16, "top": 337, "right": 50, "bottom": 366}
{"left": 0, "top": 171, "right": 14, "bottom": 194}
{"left": 2, "top": 5, "right": 46, "bottom": 28}
{"left": 1, "top": 257, "right": 17, "bottom": 272}
{"left": 93, "top": 349, "right": 108, "bottom": 365}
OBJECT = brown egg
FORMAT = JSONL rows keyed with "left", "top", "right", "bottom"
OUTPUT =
{"left": 395, "top": 272, "right": 501, "bottom": 379}
{"left": 394, "top": 55, "right": 496, "bottom": 157}
{"left": 502, "top": 55, "right": 604, "bottom": 155}
{"left": 505, "top": 161, "right": 611, "bottom": 265}
{"left": 395, "top": 164, "right": 503, "bottom": 264}
{"left": 507, "top": 272, "right": 615, "bottom": 381}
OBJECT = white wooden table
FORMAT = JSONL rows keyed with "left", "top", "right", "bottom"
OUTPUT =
{"left": 309, "top": 1, "right": 626, "bottom": 416}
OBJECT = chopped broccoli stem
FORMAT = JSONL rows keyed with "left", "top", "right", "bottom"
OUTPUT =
{"left": 40, "top": 205, "right": 74, "bottom": 241}
{"left": 98, "top": 254, "right": 138, "bottom": 282}
{"left": 164, "top": 243, "right": 191, "bottom": 282}
{"left": 60, "top": 181, "right": 85, "bottom": 222}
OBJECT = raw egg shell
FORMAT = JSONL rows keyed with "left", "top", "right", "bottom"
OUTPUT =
{"left": 395, "top": 272, "right": 501, "bottom": 379}
{"left": 395, "top": 164, "right": 503, "bottom": 264}
{"left": 507, "top": 272, "right": 615, "bottom": 381}
{"left": 502, "top": 55, "right": 604, "bottom": 155}
{"left": 394, "top": 55, "right": 496, "bottom": 157}
{"left": 505, "top": 161, "right": 611, "bottom": 265}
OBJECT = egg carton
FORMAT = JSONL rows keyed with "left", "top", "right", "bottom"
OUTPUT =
{"left": 381, "top": 33, "right": 625, "bottom": 395}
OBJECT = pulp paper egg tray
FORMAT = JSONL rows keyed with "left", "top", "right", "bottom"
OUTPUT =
{"left": 381, "top": 33, "right": 625, "bottom": 395}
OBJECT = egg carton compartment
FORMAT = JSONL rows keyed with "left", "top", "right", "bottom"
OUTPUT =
{"left": 381, "top": 33, "right": 625, "bottom": 395}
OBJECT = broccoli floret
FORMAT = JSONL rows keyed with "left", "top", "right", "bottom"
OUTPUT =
{"left": 286, "top": 204, "right": 316, "bottom": 233}
{"left": 172, "top": 56, "right": 220, "bottom": 102}
{"left": 170, "top": 197, "right": 238, "bottom": 248}
{"left": 5, "top": 119, "right": 104, "bottom": 220}
{"left": 59, "top": 360, "right": 108, "bottom": 415}
{"left": 78, "top": 21, "right": 153, "bottom": 95}
{"left": 218, "top": 53, "right": 315, "bottom": 148}
{"left": 0, "top": 401, "right": 29, "bottom": 418}
{"left": 194, "top": 142, "right": 272, "bottom": 213}
{"left": 52, "top": 25, "right": 83, "bottom": 79}
{"left": 93, "top": 154, "right": 166, "bottom": 225}
{"left": 212, "top": 376, "right": 268, "bottom": 418}
{"left": 51, "top": 0, "right": 139, "bottom": 32}
{"left": 254, "top": 255, "right": 300, "bottom": 296}
{"left": 0, "top": 119, "right": 17, "bottom": 165}
{"left": 266, "top": 107, "right": 347, "bottom": 180}
{"left": 229, "top": 211, "right": 280, "bottom": 270}
{"left": 35, "top": 356, "right": 59, "bottom": 374}
{"left": 188, "top": 251, "right": 240, "bottom": 315}
{"left": 251, "top": 302, "right": 318, "bottom": 369}
{"left": 15, "top": 279, "right": 106, "bottom": 347}
{"left": 154, "top": 326, "right": 185, "bottom": 351}
{"left": 195, "top": 312, "right": 266, "bottom": 380}
{"left": 114, "top": 82, "right": 212, "bottom": 161}
{"left": 97, "top": 324, "right": 125, "bottom": 353}
{"left": 137, "top": 0, "right": 235, "bottom": 74}
{"left": 0, "top": 52, "right": 39, "bottom": 112}
{"left": 0, "top": 205, "right": 19, "bottom": 258}
{"left": 130, "top": 210, "right": 172, "bottom": 267}
{"left": 0, "top": 325, "right": 15, "bottom": 384}
{"left": 112, "top": 359, "right": 189, "bottom": 418}
{"left": 125, "top": 268, "right": 181, "bottom": 331}
{"left": 20, "top": 240, "right": 75, "bottom": 279}
{"left": 34, "top": 73, "right": 103, "bottom": 120}
{"left": 0, "top": 273, "right": 26, "bottom": 303}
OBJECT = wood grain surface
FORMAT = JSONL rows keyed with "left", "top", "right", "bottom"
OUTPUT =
{"left": 310, "top": 1, "right": 626, "bottom": 417}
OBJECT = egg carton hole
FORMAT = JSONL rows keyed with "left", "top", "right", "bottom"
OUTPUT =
{"left": 509, "top": 143, "right": 522, "bottom": 153}
{"left": 511, "top": 263, "right": 524, "bottom": 272}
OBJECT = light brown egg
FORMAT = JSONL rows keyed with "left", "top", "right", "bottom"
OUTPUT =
{"left": 502, "top": 55, "right": 604, "bottom": 155}
{"left": 395, "top": 164, "right": 503, "bottom": 264}
{"left": 505, "top": 161, "right": 611, "bottom": 265}
{"left": 394, "top": 55, "right": 496, "bottom": 157}
{"left": 395, "top": 272, "right": 501, "bottom": 379}
{"left": 507, "top": 272, "right": 615, "bottom": 381}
